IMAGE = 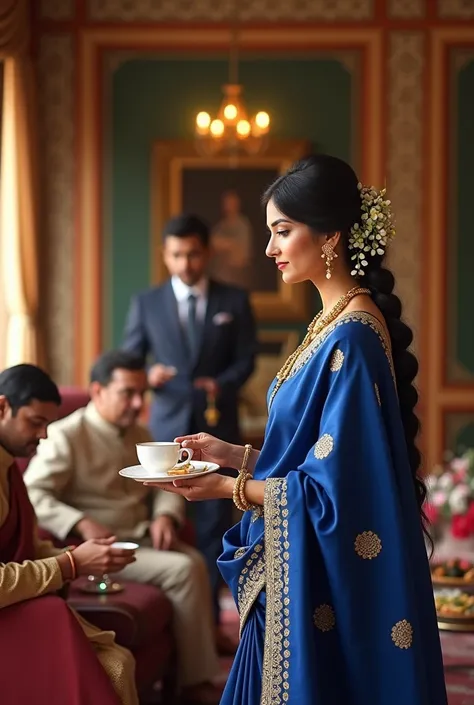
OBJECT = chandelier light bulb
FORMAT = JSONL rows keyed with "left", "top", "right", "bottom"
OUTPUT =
{"left": 196, "top": 111, "right": 211, "bottom": 129}
{"left": 236, "top": 119, "right": 251, "bottom": 137}
{"left": 255, "top": 111, "right": 270, "bottom": 130}
{"left": 223, "top": 103, "right": 238, "bottom": 120}
{"left": 194, "top": 82, "right": 270, "bottom": 155}
{"left": 209, "top": 119, "right": 225, "bottom": 137}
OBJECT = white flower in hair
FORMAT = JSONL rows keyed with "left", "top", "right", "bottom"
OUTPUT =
{"left": 348, "top": 183, "right": 396, "bottom": 276}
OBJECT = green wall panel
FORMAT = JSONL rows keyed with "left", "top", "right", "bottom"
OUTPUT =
{"left": 109, "top": 56, "right": 354, "bottom": 347}
{"left": 450, "top": 59, "right": 474, "bottom": 378}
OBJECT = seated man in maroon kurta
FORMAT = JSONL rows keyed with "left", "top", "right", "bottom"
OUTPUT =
{"left": 0, "top": 364, "right": 138, "bottom": 705}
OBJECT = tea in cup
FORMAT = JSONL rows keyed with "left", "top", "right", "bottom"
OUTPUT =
{"left": 136, "top": 442, "right": 193, "bottom": 475}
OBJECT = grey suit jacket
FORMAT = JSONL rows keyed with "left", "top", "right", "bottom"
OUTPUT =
{"left": 122, "top": 279, "right": 257, "bottom": 443}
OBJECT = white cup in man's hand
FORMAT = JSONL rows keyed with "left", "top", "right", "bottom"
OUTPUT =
{"left": 136, "top": 441, "right": 193, "bottom": 475}
{"left": 111, "top": 542, "right": 139, "bottom": 553}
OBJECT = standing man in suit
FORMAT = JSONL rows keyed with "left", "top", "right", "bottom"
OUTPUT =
{"left": 122, "top": 213, "right": 256, "bottom": 632}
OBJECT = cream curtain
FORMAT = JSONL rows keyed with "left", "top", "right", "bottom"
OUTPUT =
{"left": 0, "top": 0, "right": 42, "bottom": 366}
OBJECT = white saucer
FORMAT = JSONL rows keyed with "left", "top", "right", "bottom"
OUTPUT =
{"left": 119, "top": 461, "right": 219, "bottom": 483}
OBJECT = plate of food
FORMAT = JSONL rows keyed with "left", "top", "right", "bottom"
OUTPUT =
{"left": 119, "top": 461, "right": 219, "bottom": 483}
{"left": 431, "top": 558, "right": 474, "bottom": 586}
{"left": 434, "top": 588, "right": 474, "bottom": 630}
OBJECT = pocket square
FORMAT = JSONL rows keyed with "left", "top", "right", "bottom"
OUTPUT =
{"left": 213, "top": 312, "right": 233, "bottom": 325}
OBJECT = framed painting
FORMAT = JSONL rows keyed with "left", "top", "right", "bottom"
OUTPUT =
{"left": 151, "top": 139, "right": 311, "bottom": 320}
{"left": 239, "top": 328, "right": 300, "bottom": 438}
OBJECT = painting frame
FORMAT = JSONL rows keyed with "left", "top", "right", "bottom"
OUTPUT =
{"left": 151, "top": 139, "right": 311, "bottom": 321}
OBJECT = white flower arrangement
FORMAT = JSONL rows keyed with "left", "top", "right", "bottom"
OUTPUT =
{"left": 348, "top": 183, "right": 396, "bottom": 276}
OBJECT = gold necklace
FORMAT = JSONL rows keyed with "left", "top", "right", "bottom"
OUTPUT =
{"left": 269, "top": 286, "right": 370, "bottom": 406}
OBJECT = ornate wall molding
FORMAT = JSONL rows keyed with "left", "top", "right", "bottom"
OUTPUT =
{"left": 438, "top": 1, "right": 474, "bottom": 19}
{"left": 87, "top": 0, "right": 373, "bottom": 22}
{"left": 38, "top": 35, "right": 75, "bottom": 384}
{"left": 40, "top": 0, "right": 76, "bottom": 20}
{"left": 387, "top": 32, "right": 424, "bottom": 345}
{"left": 388, "top": 0, "right": 425, "bottom": 18}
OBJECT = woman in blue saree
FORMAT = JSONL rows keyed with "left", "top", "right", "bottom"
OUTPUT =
{"left": 147, "top": 154, "right": 447, "bottom": 704}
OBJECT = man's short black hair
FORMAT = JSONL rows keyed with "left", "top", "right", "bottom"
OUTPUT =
{"left": 90, "top": 350, "right": 145, "bottom": 386}
{"left": 0, "top": 364, "right": 61, "bottom": 413}
{"left": 163, "top": 213, "right": 210, "bottom": 247}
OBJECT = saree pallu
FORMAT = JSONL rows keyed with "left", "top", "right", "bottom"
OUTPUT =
{"left": 218, "top": 312, "right": 447, "bottom": 705}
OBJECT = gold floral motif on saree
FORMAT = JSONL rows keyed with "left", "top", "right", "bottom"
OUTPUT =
{"left": 251, "top": 506, "right": 264, "bottom": 522}
{"left": 313, "top": 604, "right": 336, "bottom": 632}
{"left": 314, "top": 434, "right": 334, "bottom": 460}
{"left": 354, "top": 531, "right": 382, "bottom": 559}
{"left": 237, "top": 543, "right": 266, "bottom": 637}
{"left": 329, "top": 348, "right": 344, "bottom": 371}
{"left": 391, "top": 619, "right": 413, "bottom": 649}
{"left": 261, "top": 478, "right": 290, "bottom": 705}
{"left": 234, "top": 547, "right": 247, "bottom": 560}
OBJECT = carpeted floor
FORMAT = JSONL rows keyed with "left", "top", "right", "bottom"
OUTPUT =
{"left": 217, "top": 592, "right": 474, "bottom": 704}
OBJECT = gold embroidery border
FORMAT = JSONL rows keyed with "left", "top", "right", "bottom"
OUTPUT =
{"left": 237, "top": 544, "right": 266, "bottom": 637}
{"left": 261, "top": 478, "right": 290, "bottom": 705}
{"left": 290, "top": 312, "right": 394, "bottom": 381}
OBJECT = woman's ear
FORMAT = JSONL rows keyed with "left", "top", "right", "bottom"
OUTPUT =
{"left": 0, "top": 395, "right": 10, "bottom": 420}
{"left": 326, "top": 231, "right": 341, "bottom": 249}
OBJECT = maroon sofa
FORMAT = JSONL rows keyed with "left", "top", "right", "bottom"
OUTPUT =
{"left": 20, "top": 386, "right": 179, "bottom": 703}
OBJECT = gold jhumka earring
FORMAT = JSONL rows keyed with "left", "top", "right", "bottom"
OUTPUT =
{"left": 321, "top": 241, "right": 338, "bottom": 279}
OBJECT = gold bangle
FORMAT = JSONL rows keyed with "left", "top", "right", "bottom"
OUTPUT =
{"left": 232, "top": 473, "right": 246, "bottom": 512}
{"left": 64, "top": 549, "right": 77, "bottom": 581}
{"left": 238, "top": 472, "right": 253, "bottom": 511}
{"left": 233, "top": 472, "right": 256, "bottom": 513}
{"left": 233, "top": 472, "right": 251, "bottom": 512}
{"left": 240, "top": 444, "right": 253, "bottom": 475}
{"left": 239, "top": 473, "right": 253, "bottom": 511}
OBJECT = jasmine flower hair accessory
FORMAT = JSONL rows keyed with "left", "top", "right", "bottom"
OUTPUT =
{"left": 348, "top": 183, "right": 396, "bottom": 276}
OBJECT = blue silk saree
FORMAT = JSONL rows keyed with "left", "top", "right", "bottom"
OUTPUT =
{"left": 218, "top": 312, "right": 447, "bottom": 705}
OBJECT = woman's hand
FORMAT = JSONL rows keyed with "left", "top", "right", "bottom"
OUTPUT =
{"left": 175, "top": 432, "right": 240, "bottom": 470}
{"left": 144, "top": 472, "right": 234, "bottom": 502}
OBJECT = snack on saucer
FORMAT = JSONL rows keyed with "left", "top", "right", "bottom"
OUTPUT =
{"left": 167, "top": 462, "right": 193, "bottom": 476}
{"left": 167, "top": 462, "right": 207, "bottom": 476}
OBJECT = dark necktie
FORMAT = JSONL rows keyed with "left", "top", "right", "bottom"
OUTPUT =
{"left": 187, "top": 293, "right": 199, "bottom": 357}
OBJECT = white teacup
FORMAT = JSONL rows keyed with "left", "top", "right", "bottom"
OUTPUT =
{"left": 136, "top": 442, "right": 193, "bottom": 475}
{"left": 111, "top": 542, "right": 139, "bottom": 552}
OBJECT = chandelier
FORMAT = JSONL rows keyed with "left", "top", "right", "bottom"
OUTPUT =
{"left": 194, "top": 16, "right": 270, "bottom": 156}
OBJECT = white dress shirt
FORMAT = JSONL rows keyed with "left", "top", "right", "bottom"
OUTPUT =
{"left": 171, "top": 275, "right": 208, "bottom": 327}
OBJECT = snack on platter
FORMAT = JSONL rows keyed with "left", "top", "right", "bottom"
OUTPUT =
{"left": 431, "top": 558, "right": 474, "bottom": 585}
{"left": 167, "top": 463, "right": 207, "bottom": 476}
{"left": 434, "top": 588, "right": 474, "bottom": 619}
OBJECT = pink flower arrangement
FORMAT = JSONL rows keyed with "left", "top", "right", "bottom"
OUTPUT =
{"left": 426, "top": 451, "right": 474, "bottom": 539}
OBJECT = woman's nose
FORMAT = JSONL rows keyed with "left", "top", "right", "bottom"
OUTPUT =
{"left": 265, "top": 234, "right": 279, "bottom": 258}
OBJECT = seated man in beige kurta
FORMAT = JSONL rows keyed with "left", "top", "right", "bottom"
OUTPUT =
{"left": 0, "top": 363, "right": 138, "bottom": 705}
{"left": 25, "top": 350, "right": 221, "bottom": 705}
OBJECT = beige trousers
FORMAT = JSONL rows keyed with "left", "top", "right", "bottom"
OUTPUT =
{"left": 117, "top": 541, "right": 220, "bottom": 688}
